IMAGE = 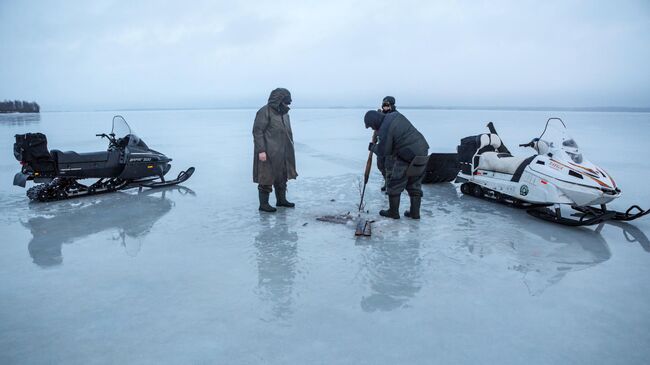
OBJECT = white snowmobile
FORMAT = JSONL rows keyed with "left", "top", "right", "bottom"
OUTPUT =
{"left": 455, "top": 118, "right": 648, "bottom": 226}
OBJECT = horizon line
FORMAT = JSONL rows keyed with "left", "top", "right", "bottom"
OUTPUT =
{"left": 40, "top": 105, "right": 650, "bottom": 113}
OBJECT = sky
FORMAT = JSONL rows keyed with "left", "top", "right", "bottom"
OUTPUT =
{"left": 0, "top": 0, "right": 649, "bottom": 111}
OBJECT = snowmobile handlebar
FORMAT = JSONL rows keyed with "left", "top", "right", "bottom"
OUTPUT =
{"left": 95, "top": 133, "right": 118, "bottom": 147}
{"left": 519, "top": 138, "right": 539, "bottom": 148}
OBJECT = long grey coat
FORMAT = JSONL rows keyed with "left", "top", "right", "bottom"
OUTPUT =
{"left": 252, "top": 90, "right": 298, "bottom": 185}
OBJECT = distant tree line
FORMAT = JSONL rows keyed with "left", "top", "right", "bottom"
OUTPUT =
{"left": 0, "top": 100, "right": 40, "bottom": 113}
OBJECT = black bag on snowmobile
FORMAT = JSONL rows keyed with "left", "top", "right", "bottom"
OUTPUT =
{"left": 14, "top": 133, "right": 57, "bottom": 175}
{"left": 457, "top": 135, "right": 481, "bottom": 174}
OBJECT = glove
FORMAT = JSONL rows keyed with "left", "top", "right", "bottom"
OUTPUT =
{"left": 368, "top": 142, "right": 375, "bottom": 151}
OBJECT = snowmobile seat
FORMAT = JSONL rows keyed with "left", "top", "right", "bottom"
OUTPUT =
{"left": 475, "top": 134, "right": 531, "bottom": 175}
{"left": 477, "top": 152, "right": 529, "bottom": 175}
{"left": 458, "top": 133, "right": 519, "bottom": 175}
{"left": 51, "top": 150, "right": 110, "bottom": 164}
{"left": 478, "top": 133, "right": 505, "bottom": 153}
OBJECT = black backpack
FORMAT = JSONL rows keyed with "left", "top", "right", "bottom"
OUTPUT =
{"left": 14, "top": 133, "right": 56, "bottom": 173}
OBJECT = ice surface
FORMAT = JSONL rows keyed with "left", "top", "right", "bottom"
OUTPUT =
{"left": 1, "top": 109, "right": 649, "bottom": 364}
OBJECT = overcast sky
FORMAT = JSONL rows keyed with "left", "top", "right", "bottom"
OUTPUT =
{"left": 1, "top": 0, "right": 649, "bottom": 111}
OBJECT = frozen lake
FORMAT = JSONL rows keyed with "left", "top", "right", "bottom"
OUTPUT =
{"left": 1, "top": 108, "right": 649, "bottom": 364}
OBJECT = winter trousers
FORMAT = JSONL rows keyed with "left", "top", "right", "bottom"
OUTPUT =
{"left": 258, "top": 180, "right": 287, "bottom": 194}
{"left": 386, "top": 158, "right": 425, "bottom": 197}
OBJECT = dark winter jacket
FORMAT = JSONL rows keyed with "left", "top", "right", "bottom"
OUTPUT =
{"left": 369, "top": 111, "right": 429, "bottom": 162}
{"left": 252, "top": 89, "right": 298, "bottom": 185}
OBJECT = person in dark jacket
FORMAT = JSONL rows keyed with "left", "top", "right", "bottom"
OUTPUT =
{"left": 365, "top": 110, "right": 429, "bottom": 219}
{"left": 253, "top": 88, "right": 298, "bottom": 212}
{"left": 380, "top": 96, "right": 396, "bottom": 114}
{"left": 376, "top": 96, "right": 397, "bottom": 192}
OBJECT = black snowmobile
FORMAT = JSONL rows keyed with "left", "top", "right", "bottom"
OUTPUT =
{"left": 13, "top": 115, "right": 195, "bottom": 202}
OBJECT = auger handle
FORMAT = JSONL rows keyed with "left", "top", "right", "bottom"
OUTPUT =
{"left": 359, "top": 131, "right": 378, "bottom": 211}
{"left": 363, "top": 132, "right": 378, "bottom": 185}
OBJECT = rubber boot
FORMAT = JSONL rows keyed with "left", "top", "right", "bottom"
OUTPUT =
{"left": 404, "top": 195, "right": 421, "bottom": 219}
{"left": 379, "top": 194, "right": 401, "bottom": 219}
{"left": 275, "top": 188, "right": 295, "bottom": 208}
{"left": 259, "top": 191, "right": 277, "bottom": 212}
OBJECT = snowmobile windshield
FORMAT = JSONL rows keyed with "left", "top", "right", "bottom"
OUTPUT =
{"left": 111, "top": 115, "right": 147, "bottom": 148}
{"left": 539, "top": 118, "right": 583, "bottom": 164}
{"left": 111, "top": 115, "right": 133, "bottom": 139}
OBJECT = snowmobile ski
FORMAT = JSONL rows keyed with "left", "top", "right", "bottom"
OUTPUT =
{"left": 526, "top": 207, "right": 616, "bottom": 227}
{"left": 573, "top": 204, "right": 649, "bottom": 222}
{"left": 139, "top": 167, "right": 195, "bottom": 188}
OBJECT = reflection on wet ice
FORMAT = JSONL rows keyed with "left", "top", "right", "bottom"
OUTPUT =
{"left": 603, "top": 220, "right": 650, "bottom": 253}
{"left": 22, "top": 186, "right": 193, "bottom": 267}
{"left": 511, "top": 231, "right": 611, "bottom": 296}
{"left": 254, "top": 213, "right": 299, "bottom": 320}
{"left": 0, "top": 112, "right": 41, "bottom": 126}
{"left": 424, "top": 183, "right": 614, "bottom": 296}
{"left": 301, "top": 175, "right": 649, "bottom": 308}
{"left": 360, "top": 238, "right": 423, "bottom": 312}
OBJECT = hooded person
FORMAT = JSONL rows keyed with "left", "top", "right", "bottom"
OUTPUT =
{"left": 253, "top": 88, "right": 298, "bottom": 212}
{"left": 380, "top": 96, "right": 396, "bottom": 114}
{"left": 376, "top": 96, "right": 397, "bottom": 191}
{"left": 364, "top": 110, "right": 429, "bottom": 219}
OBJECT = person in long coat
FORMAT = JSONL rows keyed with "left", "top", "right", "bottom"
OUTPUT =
{"left": 253, "top": 88, "right": 298, "bottom": 212}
